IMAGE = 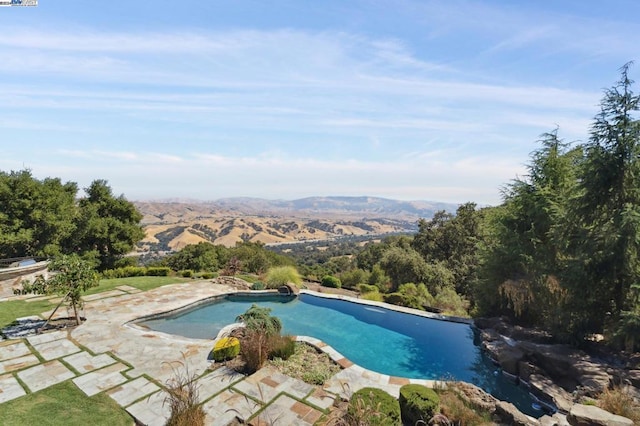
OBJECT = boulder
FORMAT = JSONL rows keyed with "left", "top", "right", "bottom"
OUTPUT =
{"left": 538, "top": 413, "right": 571, "bottom": 426}
{"left": 495, "top": 400, "right": 540, "bottom": 426}
{"left": 450, "top": 382, "right": 497, "bottom": 413}
{"left": 566, "top": 404, "right": 633, "bottom": 426}
{"left": 529, "top": 374, "right": 574, "bottom": 413}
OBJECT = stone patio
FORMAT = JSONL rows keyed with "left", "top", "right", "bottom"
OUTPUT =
{"left": 0, "top": 280, "right": 461, "bottom": 425}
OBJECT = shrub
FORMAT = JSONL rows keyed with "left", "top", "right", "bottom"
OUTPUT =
{"left": 434, "top": 287, "right": 470, "bottom": 317}
{"left": 180, "top": 269, "right": 194, "bottom": 278}
{"left": 211, "top": 337, "right": 240, "bottom": 362}
{"left": 597, "top": 385, "right": 640, "bottom": 423}
{"left": 164, "top": 359, "right": 205, "bottom": 426}
{"left": 239, "top": 328, "right": 270, "bottom": 374}
{"left": 438, "top": 388, "right": 491, "bottom": 425}
{"left": 361, "top": 292, "right": 384, "bottom": 302}
{"left": 348, "top": 387, "right": 400, "bottom": 426}
{"left": 357, "top": 283, "right": 379, "bottom": 294}
{"left": 321, "top": 275, "right": 342, "bottom": 289}
{"left": 265, "top": 266, "right": 302, "bottom": 288}
{"left": 340, "top": 269, "right": 370, "bottom": 289}
{"left": 399, "top": 384, "right": 440, "bottom": 425}
{"left": 269, "top": 335, "right": 296, "bottom": 360}
{"left": 146, "top": 266, "right": 171, "bottom": 276}
{"left": 251, "top": 281, "right": 266, "bottom": 290}
{"left": 101, "top": 266, "right": 147, "bottom": 279}
{"left": 236, "top": 305, "right": 283, "bottom": 373}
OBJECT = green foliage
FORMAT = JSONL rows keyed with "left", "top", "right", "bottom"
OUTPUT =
{"left": 379, "top": 246, "right": 431, "bottom": 291}
{"left": 197, "top": 272, "right": 215, "bottom": 279}
{"left": 236, "top": 305, "right": 284, "bottom": 373}
{"left": 251, "top": 281, "right": 266, "bottom": 290}
{"left": 321, "top": 275, "right": 342, "bottom": 288}
{"left": 368, "top": 264, "right": 391, "bottom": 292}
{"left": 16, "top": 254, "right": 99, "bottom": 324}
{"left": 180, "top": 270, "right": 194, "bottom": 278}
{"left": 357, "top": 283, "right": 378, "bottom": 294}
{"left": 361, "top": 291, "right": 384, "bottom": 302}
{"left": 233, "top": 241, "right": 278, "bottom": 274}
{"left": 101, "top": 266, "right": 147, "bottom": 279}
{"left": 399, "top": 384, "right": 440, "bottom": 425}
{"left": 72, "top": 180, "right": 145, "bottom": 270}
{"left": 412, "top": 203, "right": 483, "bottom": 297}
{"left": 434, "top": 287, "right": 470, "bottom": 317}
{"left": 146, "top": 266, "right": 171, "bottom": 276}
{"left": 384, "top": 283, "right": 436, "bottom": 311}
{"left": 348, "top": 387, "right": 400, "bottom": 426}
{"left": 212, "top": 337, "right": 240, "bottom": 362}
{"left": 339, "top": 268, "right": 369, "bottom": 289}
{"left": 164, "top": 242, "right": 224, "bottom": 272}
{"left": 268, "top": 335, "right": 296, "bottom": 360}
{"left": 236, "top": 304, "right": 282, "bottom": 336}
{"left": 0, "top": 170, "right": 78, "bottom": 258}
{"left": 0, "top": 172, "right": 143, "bottom": 269}
{"left": 265, "top": 266, "right": 302, "bottom": 288}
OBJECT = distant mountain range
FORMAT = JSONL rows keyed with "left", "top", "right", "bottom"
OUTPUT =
{"left": 134, "top": 196, "right": 459, "bottom": 251}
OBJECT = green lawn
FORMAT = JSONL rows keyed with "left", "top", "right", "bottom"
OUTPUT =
{"left": 2, "top": 381, "right": 132, "bottom": 426}
{"left": 84, "top": 275, "right": 192, "bottom": 295}
{"left": 0, "top": 299, "right": 53, "bottom": 329}
{"left": 0, "top": 276, "right": 192, "bottom": 328}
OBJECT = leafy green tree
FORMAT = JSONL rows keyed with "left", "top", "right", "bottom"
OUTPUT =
{"left": 0, "top": 170, "right": 78, "bottom": 258}
{"left": 16, "top": 254, "right": 99, "bottom": 324}
{"left": 379, "top": 246, "right": 430, "bottom": 291}
{"left": 70, "top": 180, "right": 145, "bottom": 270}
{"left": 569, "top": 63, "right": 640, "bottom": 335}
{"left": 412, "top": 203, "right": 482, "bottom": 296}
{"left": 339, "top": 268, "right": 370, "bottom": 289}
{"left": 165, "top": 242, "right": 221, "bottom": 272}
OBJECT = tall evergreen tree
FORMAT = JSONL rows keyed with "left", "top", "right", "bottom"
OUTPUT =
{"left": 476, "top": 130, "right": 579, "bottom": 328}
{"left": 569, "top": 62, "right": 640, "bottom": 335}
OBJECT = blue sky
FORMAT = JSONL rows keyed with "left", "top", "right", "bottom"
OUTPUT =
{"left": 1, "top": 0, "right": 639, "bottom": 204}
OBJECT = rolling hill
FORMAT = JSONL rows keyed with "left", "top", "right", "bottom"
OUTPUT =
{"left": 135, "top": 196, "right": 458, "bottom": 251}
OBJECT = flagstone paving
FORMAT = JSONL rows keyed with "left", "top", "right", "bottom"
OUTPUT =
{"left": 17, "top": 360, "right": 75, "bottom": 393}
{"left": 0, "top": 373, "right": 26, "bottom": 403}
{"left": 106, "top": 376, "right": 160, "bottom": 407}
{"left": 0, "top": 280, "right": 450, "bottom": 425}
{"left": 63, "top": 350, "right": 117, "bottom": 374}
{"left": 72, "top": 362, "right": 129, "bottom": 396}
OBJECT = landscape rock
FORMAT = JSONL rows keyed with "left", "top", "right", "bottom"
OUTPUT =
{"left": 451, "top": 381, "right": 498, "bottom": 413}
{"left": 529, "top": 374, "right": 574, "bottom": 413}
{"left": 538, "top": 413, "right": 571, "bottom": 426}
{"left": 495, "top": 400, "right": 540, "bottom": 426}
{"left": 566, "top": 404, "right": 633, "bottom": 426}
{"left": 211, "top": 276, "right": 252, "bottom": 290}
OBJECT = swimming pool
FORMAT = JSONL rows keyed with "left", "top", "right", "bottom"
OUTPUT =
{"left": 138, "top": 292, "right": 544, "bottom": 417}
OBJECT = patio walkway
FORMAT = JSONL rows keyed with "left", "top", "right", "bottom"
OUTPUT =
{"left": 0, "top": 281, "right": 438, "bottom": 425}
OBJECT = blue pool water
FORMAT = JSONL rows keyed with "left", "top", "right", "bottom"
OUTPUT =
{"left": 139, "top": 293, "right": 544, "bottom": 417}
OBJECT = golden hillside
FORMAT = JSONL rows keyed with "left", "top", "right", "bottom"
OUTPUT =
{"left": 133, "top": 197, "right": 451, "bottom": 251}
